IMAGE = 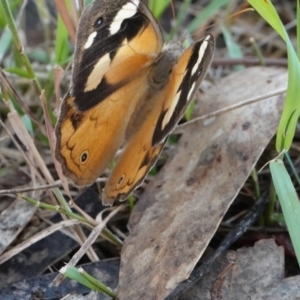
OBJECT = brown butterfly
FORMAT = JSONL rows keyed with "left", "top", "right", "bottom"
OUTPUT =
{"left": 55, "top": 0, "right": 215, "bottom": 205}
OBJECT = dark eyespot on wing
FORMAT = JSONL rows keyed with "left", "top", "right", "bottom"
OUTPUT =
{"left": 80, "top": 151, "right": 89, "bottom": 163}
{"left": 117, "top": 141, "right": 166, "bottom": 202}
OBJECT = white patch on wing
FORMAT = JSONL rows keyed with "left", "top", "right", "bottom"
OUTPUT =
{"left": 187, "top": 82, "right": 196, "bottom": 100}
{"left": 84, "top": 53, "right": 110, "bottom": 92}
{"left": 110, "top": 0, "right": 140, "bottom": 35}
{"left": 161, "top": 91, "right": 181, "bottom": 129}
{"left": 191, "top": 38, "right": 209, "bottom": 76}
{"left": 84, "top": 32, "right": 97, "bottom": 49}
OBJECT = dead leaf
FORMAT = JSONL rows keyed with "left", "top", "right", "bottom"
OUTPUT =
{"left": 61, "top": 291, "right": 99, "bottom": 300}
{"left": 0, "top": 199, "right": 36, "bottom": 255}
{"left": 218, "top": 239, "right": 284, "bottom": 299}
{"left": 180, "top": 239, "right": 286, "bottom": 300}
{"left": 117, "top": 67, "right": 287, "bottom": 300}
{"left": 251, "top": 276, "right": 300, "bottom": 300}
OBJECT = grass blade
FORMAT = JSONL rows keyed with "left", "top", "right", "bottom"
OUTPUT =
{"left": 270, "top": 159, "right": 300, "bottom": 266}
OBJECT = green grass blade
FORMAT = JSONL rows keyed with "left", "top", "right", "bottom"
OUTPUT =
{"left": 221, "top": 24, "right": 244, "bottom": 70}
{"left": 0, "top": 0, "right": 42, "bottom": 93}
{"left": 80, "top": 268, "right": 116, "bottom": 298}
{"left": 297, "top": 0, "right": 300, "bottom": 60}
{"left": 5, "top": 67, "right": 31, "bottom": 78}
{"left": 270, "top": 159, "right": 300, "bottom": 266}
{"left": 0, "top": 27, "right": 12, "bottom": 62}
{"left": 60, "top": 266, "right": 102, "bottom": 291}
{"left": 60, "top": 266, "right": 116, "bottom": 298}
{"left": 248, "top": 0, "right": 300, "bottom": 151}
{"left": 55, "top": 14, "right": 70, "bottom": 65}
{"left": 285, "top": 152, "right": 300, "bottom": 187}
{"left": 148, "top": 0, "right": 169, "bottom": 19}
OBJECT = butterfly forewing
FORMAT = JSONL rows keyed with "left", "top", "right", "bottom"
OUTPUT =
{"left": 71, "top": 0, "right": 163, "bottom": 111}
{"left": 56, "top": 74, "right": 152, "bottom": 185}
{"left": 55, "top": 0, "right": 163, "bottom": 185}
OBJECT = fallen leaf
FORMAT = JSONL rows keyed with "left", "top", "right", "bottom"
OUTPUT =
{"left": 117, "top": 67, "right": 287, "bottom": 300}
{"left": 181, "top": 239, "right": 286, "bottom": 300}
{"left": 0, "top": 199, "right": 36, "bottom": 255}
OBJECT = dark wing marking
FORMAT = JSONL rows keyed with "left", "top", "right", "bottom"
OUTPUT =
{"left": 152, "top": 34, "right": 214, "bottom": 145}
{"left": 70, "top": 0, "right": 163, "bottom": 111}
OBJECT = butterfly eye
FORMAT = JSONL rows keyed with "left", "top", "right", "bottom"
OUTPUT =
{"left": 80, "top": 151, "right": 89, "bottom": 164}
{"left": 94, "top": 17, "right": 103, "bottom": 28}
{"left": 117, "top": 174, "right": 125, "bottom": 186}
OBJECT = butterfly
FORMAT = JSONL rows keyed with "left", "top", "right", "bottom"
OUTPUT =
{"left": 55, "top": 0, "right": 215, "bottom": 206}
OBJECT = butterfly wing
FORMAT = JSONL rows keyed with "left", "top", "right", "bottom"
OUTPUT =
{"left": 152, "top": 34, "right": 215, "bottom": 145}
{"left": 102, "top": 34, "right": 214, "bottom": 205}
{"left": 55, "top": 0, "right": 163, "bottom": 185}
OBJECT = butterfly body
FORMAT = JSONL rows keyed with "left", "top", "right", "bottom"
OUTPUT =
{"left": 55, "top": 0, "right": 214, "bottom": 205}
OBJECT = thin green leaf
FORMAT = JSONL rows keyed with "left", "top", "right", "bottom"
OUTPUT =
{"left": 80, "top": 268, "right": 116, "bottom": 298}
{"left": 5, "top": 67, "right": 31, "bottom": 78}
{"left": 148, "top": 0, "right": 169, "bottom": 19}
{"left": 248, "top": 0, "right": 300, "bottom": 151}
{"left": 221, "top": 24, "right": 244, "bottom": 71}
{"left": 55, "top": 15, "right": 70, "bottom": 65}
{"left": 297, "top": 0, "right": 300, "bottom": 59}
{"left": 285, "top": 152, "right": 300, "bottom": 187}
{"left": 270, "top": 159, "right": 300, "bottom": 266}
{"left": 60, "top": 266, "right": 101, "bottom": 291}
{"left": 0, "top": 28, "right": 12, "bottom": 62}
{"left": 185, "top": 100, "right": 196, "bottom": 121}
{"left": 21, "top": 115, "right": 33, "bottom": 135}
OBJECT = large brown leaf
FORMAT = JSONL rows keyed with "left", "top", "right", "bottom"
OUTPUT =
{"left": 118, "top": 67, "right": 287, "bottom": 300}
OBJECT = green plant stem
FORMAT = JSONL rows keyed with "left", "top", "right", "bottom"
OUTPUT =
{"left": 0, "top": 0, "right": 42, "bottom": 94}
{"left": 250, "top": 37, "right": 265, "bottom": 66}
{"left": 22, "top": 195, "right": 90, "bottom": 224}
{"left": 21, "top": 195, "right": 123, "bottom": 247}
{"left": 285, "top": 152, "right": 300, "bottom": 186}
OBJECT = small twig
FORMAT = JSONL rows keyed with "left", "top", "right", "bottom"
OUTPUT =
{"left": 212, "top": 57, "right": 287, "bottom": 67}
{"left": 51, "top": 205, "right": 125, "bottom": 287}
{"left": 0, "top": 219, "right": 81, "bottom": 264}
{"left": 210, "top": 251, "right": 237, "bottom": 300}
{"left": 174, "top": 88, "right": 286, "bottom": 133}
{"left": 0, "top": 182, "right": 61, "bottom": 195}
